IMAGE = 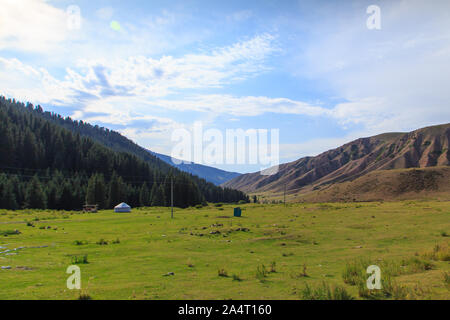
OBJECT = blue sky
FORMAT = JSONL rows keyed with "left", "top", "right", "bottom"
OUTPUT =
{"left": 1, "top": 0, "right": 450, "bottom": 173}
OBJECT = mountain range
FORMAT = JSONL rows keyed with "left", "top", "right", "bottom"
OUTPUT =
{"left": 223, "top": 123, "right": 450, "bottom": 201}
{"left": 148, "top": 151, "right": 240, "bottom": 185}
{"left": 0, "top": 96, "right": 248, "bottom": 210}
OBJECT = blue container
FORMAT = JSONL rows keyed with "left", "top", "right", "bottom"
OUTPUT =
{"left": 234, "top": 207, "right": 242, "bottom": 217}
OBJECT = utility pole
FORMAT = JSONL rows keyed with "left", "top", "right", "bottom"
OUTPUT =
{"left": 171, "top": 177, "right": 174, "bottom": 219}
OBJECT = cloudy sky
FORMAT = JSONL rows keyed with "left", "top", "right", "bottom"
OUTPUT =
{"left": 1, "top": 0, "right": 450, "bottom": 173}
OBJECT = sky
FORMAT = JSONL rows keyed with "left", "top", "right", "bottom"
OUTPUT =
{"left": 1, "top": 0, "right": 450, "bottom": 173}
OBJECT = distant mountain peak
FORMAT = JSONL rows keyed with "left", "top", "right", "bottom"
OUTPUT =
{"left": 148, "top": 151, "right": 241, "bottom": 186}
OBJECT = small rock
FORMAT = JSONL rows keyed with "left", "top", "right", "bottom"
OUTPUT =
{"left": 1, "top": 266, "right": 11, "bottom": 269}
{"left": 163, "top": 272, "right": 175, "bottom": 276}
{"left": 354, "top": 245, "right": 363, "bottom": 249}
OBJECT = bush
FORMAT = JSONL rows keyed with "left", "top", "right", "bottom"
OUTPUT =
{"left": 73, "top": 240, "right": 88, "bottom": 246}
{"left": 218, "top": 268, "right": 228, "bottom": 277}
{"left": 301, "top": 282, "right": 354, "bottom": 300}
{"left": 270, "top": 261, "right": 277, "bottom": 273}
{"left": 256, "top": 264, "right": 268, "bottom": 282}
{"left": 443, "top": 272, "right": 450, "bottom": 288}
{"left": 96, "top": 239, "right": 108, "bottom": 245}
{"left": 78, "top": 293, "right": 92, "bottom": 300}
{"left": 421, "top": 243, "right": 449, "bottom": 261}
{"left": 0, "top": 229, "right": 20, "bottom": 236}
{"left": 232, "top": 274, "right": 242, "bottom": 282}
{"left": 72, "top": 255, "right": 89, "bottom": 264}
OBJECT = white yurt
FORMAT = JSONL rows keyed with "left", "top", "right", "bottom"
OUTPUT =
{"left": 114, "top": 202, "right": 131, "bottom": 213}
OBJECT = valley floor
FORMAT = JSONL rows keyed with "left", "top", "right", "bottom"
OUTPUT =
{"left": 0, "top": 201, "right": 449, "bottom": 300}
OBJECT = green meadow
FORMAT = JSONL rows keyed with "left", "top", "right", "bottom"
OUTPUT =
{"left": 0, "top": 201, "right": 449, "bottom": 300}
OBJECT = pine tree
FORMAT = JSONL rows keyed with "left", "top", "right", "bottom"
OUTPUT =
{"left": 1, "top": 179, "right": 18, "bottom": 210}
{"left": 86, "top": 175, "right": 96, "bottom": 205}
{"left": 58, "top": 182, "right": 73, "bottom": 210}
{"left": 151, "top": 184, "right": 165, "bottom": 206}
{"left": 107, "top": 172, "right": 123, "bottom": 208}
{"left": 139, "top": 182, "right": 150, "bottom": 207}
{"left": 25, "top": 175, "right": 46, "bottom": 209}
{"left": 86, "top": 174, "right": 106, "bottom": 208}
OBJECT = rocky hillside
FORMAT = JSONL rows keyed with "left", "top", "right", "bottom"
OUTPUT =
{"left": 223, "top": 123, "right": 450, "bottom": 195}
{"left": 301, "top": 166, "right": 450, "bottom": 202}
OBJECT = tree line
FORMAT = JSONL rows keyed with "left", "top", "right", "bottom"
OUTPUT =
{"left": 0, "top": 96, "right": 249, "bottom": 210}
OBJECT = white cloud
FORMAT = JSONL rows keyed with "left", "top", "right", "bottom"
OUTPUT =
{"left": 96, "top": 7, "right": 114, "bottom": 20}
{"left": 0, "top": 33, "right": 279, "bottom": 106}
{"left": 227, "top": 10, "right": 253, "bottom": 22}
{"left": 295, "top": 0, "right": 450, "bottom": 133}
{"left": 150, "top": 94, "right": 327, "bottom": 117}
{"left": 0, "top": 0, "right": 71, "bottom": 52}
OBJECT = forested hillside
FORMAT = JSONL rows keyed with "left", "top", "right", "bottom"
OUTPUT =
{"left": 0, "top": 96, "right": 248, "bottom": 210}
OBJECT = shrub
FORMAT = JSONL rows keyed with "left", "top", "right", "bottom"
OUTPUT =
{"left": 443, "top": 272, "right": 450, "bottom": 288}
{"left": 421, "top": 242, "right": 449, "bottom": 261}
{"left": 96, "top": 239, "right": 108, "bottom": 245}
{"left": 73, "top": 240, "right": 88, "bottom": 246}
{"left": 232, "top": 274, "right": 242, "bottom": 282}
{"left": 218, "top": 268, "right": 228, "bottom": 277}
{"left": 270, "top": 261, "right": 277, "bottom": 273}
{"left": 342, "top": 259, "right": 371, "bottom": 286}
{"left": 72, "top": 255, "right": 89, "bottom": 264}
{"left": 0, "top": 229, "right": 20, "bottom": 236}
{"left": 358, "top": 275, "right": 412, "bottom": 300}
{"left": 301, "top": 282, "right": 354, "bottom": 300}
{"left": 256, "top": 264, "right": 268, "bottom": 282}
{"left": 301, "top": 264, "right": 309, "bottom": 277}
{"left": 112, "top": 238, "right": 120, "bottom": 244}
{"left": 78, "top": 293, "right": 92, "bottom": 300}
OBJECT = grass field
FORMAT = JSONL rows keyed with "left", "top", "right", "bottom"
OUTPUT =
{"left": 0, "top": 201, "right": 449, "bottom": 300}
